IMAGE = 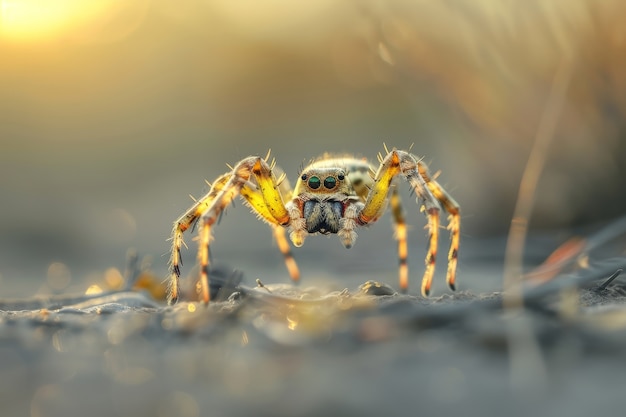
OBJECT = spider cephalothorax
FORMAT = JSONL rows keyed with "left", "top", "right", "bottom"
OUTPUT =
{"left": 167, "top": 147, "right": 460, "bottom": 304}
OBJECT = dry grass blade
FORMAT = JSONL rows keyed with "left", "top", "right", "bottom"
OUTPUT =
{"left": 525, "top": 237, "right": 586, "bottom": 283}
{"left": 503, "top": 55, "right": 575, "bottom": 303}
{"left": 502, "top": 53, "right": 575, "bottom": 393}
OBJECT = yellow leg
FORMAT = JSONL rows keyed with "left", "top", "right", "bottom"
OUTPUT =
{"left": 358, "top": 151, "right": 401, "bottom": 224}
{"left": 390, "top": 187, "right": 409, "bottom": 292}
{"left": 168, "top": 173, "right": 232, "bottom": 304}
{"left": 273, "top": 225, "right": 300, "bottom": 282}
{"left": 359, "top": 149, "right": 445, "bottom": 297}
{"left": 167, "top": 155, "right": 291, "bottom": 304}
{"left": 198, "top": 217, "right": 212, "bottom": 303}
{"left": 252, "top": 158, "right": 290, "bottom": 225}
{"left": 443, "top": 211, "right": 460, "bottom": 291}
{"left": 195, "top": 177, "right": 241, "bottom": 304}
{"left": 418, "top": 161, "right": 461, "bottom": 291}
{"left": 240, "top": 183, "right": 300, "bottom": 282}
{"left": 422, "top": 207, "right": 440, "bottom": 296}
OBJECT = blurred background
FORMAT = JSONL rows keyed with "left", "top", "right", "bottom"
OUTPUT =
{"left": 1, "top": 0, "right": 625, "bottom": 296}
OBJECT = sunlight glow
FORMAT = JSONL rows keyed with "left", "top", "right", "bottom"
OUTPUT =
{"left": 1, "top": 0, "right": 89, "bottom": 41}
{"left": 0, "top": 0, "right": 147, "bottom": 43}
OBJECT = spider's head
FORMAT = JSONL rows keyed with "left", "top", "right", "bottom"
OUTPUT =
{"left": 293, "top": 167, "right": 350, "bottom": 197}
{"left": 290, "top": 167, "right": 358, "bottom": 241}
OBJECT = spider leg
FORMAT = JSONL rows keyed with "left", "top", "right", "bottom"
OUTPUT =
{"left": 195, "top": 170, "right": 248, "bottom": 304}
{"left": 272, "top": 167, "right": 300, "bottom": 282}
{"left": 358, "top": 150, "right": 443, "bottom": 296}
{"left": 168, "top": 173, "right": 231, "bottom": 304}
{"left": 273, "top": 225, "right": 300, "bottom": 282}
{"left": 240, "top": 182, "right": 300, "bottom": 283}
{"left": 389, "top": 186, "right": 409, "bottom": 292}
{"left": 417, "top": 161, "right": 461, "bottom": 291}
{"left": 168, "top": 156, "right": 290, "bottom": 304}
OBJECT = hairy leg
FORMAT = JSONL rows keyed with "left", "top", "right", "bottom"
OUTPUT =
{"left": 389, "top": 186, "right": 409, "bottom": 292}
{"left": 168, "top": 155, "right": 290, "bottom": 304}
{"left": 418, "top": 161, "right": 461, "bottom": 291}
{"left": 358, "top": 149, "right": 443, "bottom": 296}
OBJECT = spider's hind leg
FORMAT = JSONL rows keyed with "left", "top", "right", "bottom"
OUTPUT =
{"left": 401, "top": 154, "right": 444, "bottom": 297}
{"left": 418, "top": 161, "right": 461, "bottom": 291}
{"left": 389, "top": 186, "right": 409, "bottom": 293}
{"left": 168, "top": 172, "right": 237, "bottom": 305}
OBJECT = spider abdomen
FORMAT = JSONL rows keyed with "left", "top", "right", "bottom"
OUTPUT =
{"left": 303, "top": 200, "right": 343, "bottom": 234}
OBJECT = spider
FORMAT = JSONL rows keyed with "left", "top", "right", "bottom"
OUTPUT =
{"left": 167, "top": 146, "right": 460, "bottom": 304}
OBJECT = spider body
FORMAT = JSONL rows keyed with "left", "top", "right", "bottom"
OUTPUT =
{"left": 167, "top": 148, "right": 460, "bottom": 304}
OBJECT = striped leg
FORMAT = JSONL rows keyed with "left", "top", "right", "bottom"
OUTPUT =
{"left": 421, "top": 206, "right": 440, "bottom": 296}
{"left": 198, "top": 216, "right": 212, "bottom": 303}
{"left": 389, "top": 187, "right": 409, "bottom": 292}
{"left": 168, "top": 155, "right": 291, "bottom": 304}
{"left": 168, "top": 173, "right": 232, "bottom": 304}
{"left": 179, "top": 173, "right": 242, "bottom": 304}
{"left": 418, "top": 161, "right": 461, "bottom": 291}
{"left": 358, "top": 150, "right": 442, "bottom": 296}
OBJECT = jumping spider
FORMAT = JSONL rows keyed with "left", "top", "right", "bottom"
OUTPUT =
{"left": 168, "top": 146, "right": 460, "bottom": 304}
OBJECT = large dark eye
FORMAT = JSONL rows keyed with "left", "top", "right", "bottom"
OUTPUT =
{"left": 308, "top": 176, "right": 321, "bottom": 189}
{"left": 323, "top": 176, "right": 337, "bottom": 189}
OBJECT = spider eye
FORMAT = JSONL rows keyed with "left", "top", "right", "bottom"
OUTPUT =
{"left": 337, "top": 173, "right": 345, "bottom": 181}
{"left": 323, "top": 176, "right": 337, "bottom": 189}
{"left": 301, "top": 174, "right": 308, "bottom": 181}
{"left": 308, "top": 176, "right": 321, "bottom": 189}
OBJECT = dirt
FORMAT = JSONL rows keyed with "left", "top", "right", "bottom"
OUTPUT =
{"left": 2, "top": 257, "right": 626, "bottom": 417}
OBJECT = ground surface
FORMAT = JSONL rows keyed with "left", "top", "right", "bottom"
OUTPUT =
{"left": 2, "top": 253, "right": 626, "bottom": 417}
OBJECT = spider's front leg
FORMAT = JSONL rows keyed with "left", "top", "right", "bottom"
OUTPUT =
{"left": 358, "top": 149, "right": 458, "bottom": 296}
{"left": 240, "top": 175, "right": 300, "bottom": 282}
{"left": 168, "top": 156, "right": 290, "bottom": 304}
